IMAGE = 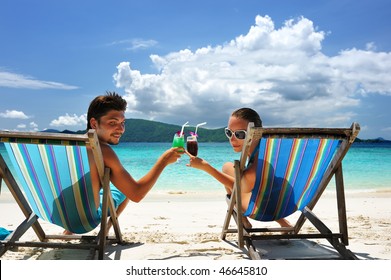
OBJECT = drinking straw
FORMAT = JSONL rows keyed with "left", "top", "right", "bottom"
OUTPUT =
{"left": 195, "top": 122, "right": 207, "bottom": 135}
{"left": 180, "top": 121, "right": 189, "bottom": 136}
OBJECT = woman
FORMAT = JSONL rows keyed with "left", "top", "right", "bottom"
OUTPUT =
{"left": 185, "top": 108, "right": 290, "bottom": 228}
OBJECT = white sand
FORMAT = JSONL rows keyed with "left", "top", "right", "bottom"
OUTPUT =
{"left": 0, "top": 189, "right": 390, "bottom": 260}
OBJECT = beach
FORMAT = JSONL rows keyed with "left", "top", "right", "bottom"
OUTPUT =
{"left": 0, "top": 189, "right": 390, "bottom": 261}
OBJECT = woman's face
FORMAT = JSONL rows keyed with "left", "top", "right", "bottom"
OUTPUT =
{"left": 227, "top": 116, "right": 249, "bottom": 153}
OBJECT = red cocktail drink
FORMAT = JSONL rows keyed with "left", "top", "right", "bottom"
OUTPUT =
{"left": 186, "top": 136, "right": 198, "bottom": 156}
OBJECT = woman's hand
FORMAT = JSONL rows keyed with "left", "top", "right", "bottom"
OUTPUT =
{"left": 184, "top": 150, "right": 209, "bottom": 170}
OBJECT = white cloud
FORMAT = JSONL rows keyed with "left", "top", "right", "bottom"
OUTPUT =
{"left": 127, "top": 39, "right": 158, "bottom": 51}
{"left": 108, "top": 38, "right": 158, "bottom": 51}
{"left": 16, "top": 124, "right": 26, "bottom": 129}
{"left": 15, "top": 122, "right": 39, "bottom": 131}
{"left": 29, "top": 122, "right": 38, "bottom": 129}
{"left": 113, "top": 15, "right": 391, "bottom": 128}
{"left": 366, "top": 42, "right": 377, "bottom": 51}
{"left": 0, "top": 71, "right": 78, "bottom": 90}
{"left": 0, "top": 110, "right": 29, "bottom": 119}
{"left": 50, "top": 113, "right": 87, "bottom": 127}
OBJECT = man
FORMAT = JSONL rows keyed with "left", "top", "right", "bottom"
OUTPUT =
{"left": 68, "top": 91, "right": 182, "bottom": 233}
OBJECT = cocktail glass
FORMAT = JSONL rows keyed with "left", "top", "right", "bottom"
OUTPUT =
{"left": 172, "top": 132, "right": 185, "bottom": 151}
{"left": 172, "top": 121, "right": 189, "bottom": 153}
{"left": 186, "top": 135, "right": 198, "bottom": 156}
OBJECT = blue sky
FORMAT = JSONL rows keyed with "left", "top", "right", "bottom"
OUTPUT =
{"left": 1, "top": 0, "right": 390, "bottom": 139}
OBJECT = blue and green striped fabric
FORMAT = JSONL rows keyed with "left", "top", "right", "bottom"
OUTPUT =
{"left": 244, "top": 138, "right": 339, "bottom": 221}
{"left": 4, "top": 142, "right": 100, "bottom": 234}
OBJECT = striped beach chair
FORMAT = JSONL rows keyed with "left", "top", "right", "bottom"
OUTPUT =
{"left": 221, "top": 122, "right": 360, "bottom": 260}
{"left": 0, "top": 130, "right": 122, "bottom": 259}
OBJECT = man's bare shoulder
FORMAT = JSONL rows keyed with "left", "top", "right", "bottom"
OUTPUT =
{"left": 99, "top": 142, "right": 119, "bottom": 160}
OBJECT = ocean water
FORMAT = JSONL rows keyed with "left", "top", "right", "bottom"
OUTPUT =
{"left": 113, "top": 142, "right": 391, "bottom": 193}
{"left": 113, "top": 142, "right": 238, "bottom": 193}
{"left": 1, "top": 142, "right": 390, "bottom": 194}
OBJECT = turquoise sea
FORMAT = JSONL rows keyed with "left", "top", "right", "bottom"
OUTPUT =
{"left": 114, "top": 142, "right": 391, "bottom": 193}
{"left": 1, "top": 142, "right": 390, "bottom": 194}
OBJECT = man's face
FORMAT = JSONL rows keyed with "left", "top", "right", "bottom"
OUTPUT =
{"left": 90, "top": 110, "right": 126, "bottom": 145}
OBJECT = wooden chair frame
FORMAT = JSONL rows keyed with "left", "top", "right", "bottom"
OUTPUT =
{"left": 0, "top": 130, "right": 123, "bottom": 259}
{"left": 221, "top": 122, "right": 360, "bottom": 260}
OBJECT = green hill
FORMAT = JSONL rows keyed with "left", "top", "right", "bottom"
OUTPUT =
{"left": 121, "top": 119, "right": 226, "bottom": 142}
{"left": 73, "top": 118, "right": 227, "bottom": 142}
{"left": 47, "top": 118, "right": 391, "bottom": 143}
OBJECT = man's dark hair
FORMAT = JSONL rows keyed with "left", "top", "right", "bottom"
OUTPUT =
{"left": 87, "top": 91, "right": 127, "bottom": 130}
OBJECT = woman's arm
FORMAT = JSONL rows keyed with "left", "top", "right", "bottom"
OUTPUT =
{"left": 186, "top": 152, "right": 235, "bottom": 191}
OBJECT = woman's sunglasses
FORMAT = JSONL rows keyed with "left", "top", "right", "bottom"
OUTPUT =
{"left": 224, "top": 128, "right": 247, "bottom": 140}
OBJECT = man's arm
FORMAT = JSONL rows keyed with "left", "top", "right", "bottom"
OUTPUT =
{"left": 102, "top": 144, "right": 181, "bottom": 202}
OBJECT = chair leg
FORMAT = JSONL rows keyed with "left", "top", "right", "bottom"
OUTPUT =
{"left": 96, "top": 169, "right": 110, "bottom": 260}
{"left": 233, "top": 160, "right": 245, "bottom": 249}
{"left": 244, "top": 237, "right": 261, "bottom": 260}
{"left": 335, "top": 165, "right": 349, "bottom": 245}
{"left": 221, "top": 160, "right": 245, "bottom": 248}
{"left": 107, "top": 196, "right": 123, "bottom": 244}
{"left": 303, "top": 207, "right": 358, "bottom": 259}
{"left": 96, "top": 167, "right": 124, "bottom": 259}
{"left": 0, "top": 213, "right": 38, "bottom": 257}
{"left": 221, "top": 192, "right": 236, "bottom": 241}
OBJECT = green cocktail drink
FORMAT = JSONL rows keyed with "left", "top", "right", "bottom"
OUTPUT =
{"left": 172, "top": 121, "right": 188, "bottom": 152}
{"left": 172, "top": 133, "right": 185, "bottom": 150}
